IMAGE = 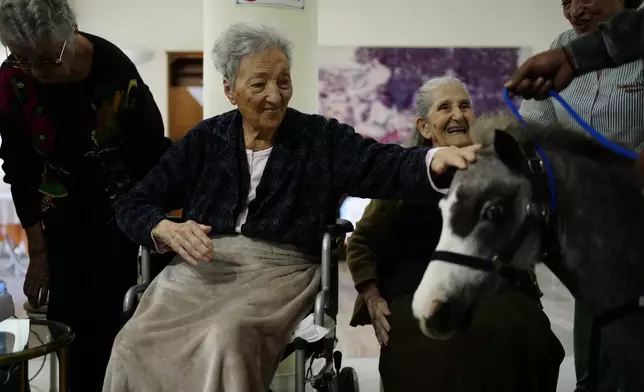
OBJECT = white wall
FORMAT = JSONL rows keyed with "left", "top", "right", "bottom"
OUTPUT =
{"left": 318, "top": 0, "right": 569, "bottom": 50}
{"left": 74, "top": 0, "right": 571, "bottom": 129}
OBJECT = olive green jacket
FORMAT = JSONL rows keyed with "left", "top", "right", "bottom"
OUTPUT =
{"left": 346, "top": 199, "right": 403, "bottom": 326}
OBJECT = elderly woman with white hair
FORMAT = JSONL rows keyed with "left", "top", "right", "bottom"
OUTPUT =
{"left": 102, "top": 24, "right": 480, "bottom": 392}
{"left": 0, "top": 0, "right": 166, "bottom": 390}
{"left": 347, "top": 76, "right": 565, "bottom": 391}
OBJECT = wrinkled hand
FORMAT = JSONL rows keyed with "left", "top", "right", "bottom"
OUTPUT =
{"left": 363, "top": 283, "right": 391, "bottom": 346}
{"left": 505, "top": 47, "right": 576, "bottom": 100}
{"left": 431, "top": 145, "right": 481, "bottom": 175}
{"left": 153, "top": 219, "right": 213, "bottom": 265}
{"left": 24, "top": 250, "right": 49, "bottom": 308}
{"left": 367, "top": 296, "right": 391, "bottom": 346}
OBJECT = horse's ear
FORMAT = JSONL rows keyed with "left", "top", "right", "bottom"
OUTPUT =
{"left": 494, "top": 129, "right": 525, "bottom": 173}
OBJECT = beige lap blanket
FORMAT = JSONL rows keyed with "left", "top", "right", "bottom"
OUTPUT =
{"left": 103, "top": 235, "right": 321, "bottom": 392}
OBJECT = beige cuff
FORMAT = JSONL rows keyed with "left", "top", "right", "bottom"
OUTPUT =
{"left": 425, "top": 148, "right": 449, "bottom": 195}
{"left": 150, "top": 224, "right": 170, "bottom": 254}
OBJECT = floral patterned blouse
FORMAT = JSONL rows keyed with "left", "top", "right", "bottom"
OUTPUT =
{"left": 0, "top": 32, "right": 166, "bottom": 228}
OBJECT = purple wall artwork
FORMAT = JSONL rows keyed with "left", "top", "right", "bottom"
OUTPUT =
{"left": 321, "top": 46, "right": 530, "bottom": 241}
{"left": 318, "top": 46, "right": 526, "bottom": 146}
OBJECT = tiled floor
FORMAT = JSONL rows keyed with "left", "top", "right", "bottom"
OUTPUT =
{"left": 1, "top": 259, "right": 577, "bottom": 391}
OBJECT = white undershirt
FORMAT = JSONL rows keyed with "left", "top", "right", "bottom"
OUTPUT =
{"left": 234, "top": 147, "right": 273, "bottom": 233}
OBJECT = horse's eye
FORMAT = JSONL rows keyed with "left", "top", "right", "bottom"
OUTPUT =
{"left": 480, "top": 202, "right": 505, "bottom": 223}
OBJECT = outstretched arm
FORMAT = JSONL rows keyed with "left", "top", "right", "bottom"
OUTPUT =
{"left": 325, "top": 117, "right": 478, "bottom": 200}
{"left": 568, "top": 8, "right": 644, "bottom": 74}
{"left": 506, "top": 8, "right": 644, "bottom": 99}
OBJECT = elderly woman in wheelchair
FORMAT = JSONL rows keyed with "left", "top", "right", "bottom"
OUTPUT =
{"left": 102, "top": 22, "right": 481, "bottom": 392}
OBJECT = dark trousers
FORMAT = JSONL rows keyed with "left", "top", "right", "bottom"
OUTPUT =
{"left": 44, "top": 210, "right": 138, "bottom": 392}
{"left": 379, "top": 288, "right": 564, "bottom": 392}
{"left": 574, "top": 302, "right": 623, "bottom": 392}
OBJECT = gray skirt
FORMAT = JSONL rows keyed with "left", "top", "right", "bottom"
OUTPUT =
{"left": 103, "top": 235, "right": 320, "bottom": 392}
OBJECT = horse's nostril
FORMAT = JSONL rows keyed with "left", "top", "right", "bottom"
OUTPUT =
{"left": 425, "top": 301, "right": 452, "bottom": 332}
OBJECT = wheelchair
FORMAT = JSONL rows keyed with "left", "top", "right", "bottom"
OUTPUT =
{"left": 122, "top": 217, "right": 360, "bottom": 392}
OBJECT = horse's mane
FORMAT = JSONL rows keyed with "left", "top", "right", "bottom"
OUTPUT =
{"left": 469, "top": 111, "right": 636, "bottom": 169}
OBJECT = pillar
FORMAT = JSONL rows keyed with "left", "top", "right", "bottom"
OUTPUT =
{"left": 202, "top": 0, "right": 319, "bottom": 118}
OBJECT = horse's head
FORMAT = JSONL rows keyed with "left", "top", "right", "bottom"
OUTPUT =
{"left": 412, "top": 113, "right": 547, "bottom": 339}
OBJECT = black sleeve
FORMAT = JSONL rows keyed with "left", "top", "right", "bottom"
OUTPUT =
{"left": 114, "top": 124, "right": 203, "bottom": 248}
{"left": 0, "top": 112, "right": 43, "bottom": 228}
{"left": 568, "top": 8, "right": 644, "bottom": 74}
{"left": 326, "top": 118, "right": 440, "bottom": 202}
{"left": 120, "top": 79, "right": 167, "bottom": 183}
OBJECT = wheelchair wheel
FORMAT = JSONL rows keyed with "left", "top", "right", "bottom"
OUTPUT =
{"left": 338, "top": 367, "right": 359, "bottom": 392}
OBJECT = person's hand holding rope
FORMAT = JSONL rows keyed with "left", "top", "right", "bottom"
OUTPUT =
{"left": 505, "top": 47, "right": 577, "bottom": 100}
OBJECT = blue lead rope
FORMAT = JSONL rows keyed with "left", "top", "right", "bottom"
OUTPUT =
{"left": 503, "top": 88, "right": 639, "bottom": 161}
{"left": 503, "top": 87, "right": 642, "bottom": 217}
{"left": 502, "top": 89, "right": 559, "bottom": 218}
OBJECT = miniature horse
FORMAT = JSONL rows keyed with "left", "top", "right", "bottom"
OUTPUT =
{"left": 412, "top": 113, "right": 644, "bottom": 392}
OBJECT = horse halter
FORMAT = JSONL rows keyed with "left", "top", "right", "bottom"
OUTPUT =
{"left": 431, "top": 139, "right": 558, "bottom": 274}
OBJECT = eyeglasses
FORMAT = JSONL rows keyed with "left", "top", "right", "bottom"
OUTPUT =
{"left": 4, "top": 40, "right": 67, "bottom": 69}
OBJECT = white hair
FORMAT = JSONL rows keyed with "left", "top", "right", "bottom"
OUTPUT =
{"left": 415, "top": 76, "right": 469, "bottom": 120}
{"left": 411, "top": 76, "right": 470, "bottom": 147}
{"left": 0, "top": 0, "right": 77, "bottom": 49}
{"left": 212, "top": 22, "right": 293, "bottom": 89}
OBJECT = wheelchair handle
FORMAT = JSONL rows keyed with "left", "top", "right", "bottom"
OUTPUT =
{"left": 314, "top": 219, "right": 353, "bottom": 326}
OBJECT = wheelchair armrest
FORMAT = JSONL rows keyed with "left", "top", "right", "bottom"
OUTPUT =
{"left": 123, "top": 282, "right": 149, "bottom": 313}
{"left": 315, "top": 219, "right": 353, "bottom": 326}
{"left": 140, "top": 246, "right": 152, "bottom": 283}
{"left": 325, "top": 219, "right": 354, "bottom": 238}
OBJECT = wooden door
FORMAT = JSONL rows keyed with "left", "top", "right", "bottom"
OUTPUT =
{"left": 167, "top": 52, "right": 204, "bottom": 142}
{"left": 167, "top": 52, "right": 204, "bottom": 216}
